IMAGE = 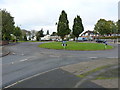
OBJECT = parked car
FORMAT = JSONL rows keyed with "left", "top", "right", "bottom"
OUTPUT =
{"left": 96, "top": 39, "right": 106, "bottom": 43}
{"left": 56, "top": 39, "right": 62, "bottom": 42}
{"left": 83, "top": 38, "right": 88, "bottom": 41}
{"left": 69, "top": 38, "right": 74, "bottom": 41}
{"left": 78, "top": 37, "right": 88, "bottom": 41}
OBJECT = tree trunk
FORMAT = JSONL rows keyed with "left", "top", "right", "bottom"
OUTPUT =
{"left": 61, "top": 36, "right": 64, "bottom": 41}
{"left": 76, "top": 37, "right": 78, "bottom": 42}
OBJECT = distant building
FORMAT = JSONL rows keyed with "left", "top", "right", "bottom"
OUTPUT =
{"left": 80, "top": 30, "right": 99, "bottom": 40}
{"left": 41, "top": 35, "right": 51, "bottom": 40}
{"left": 41, "top": 35, "right": 60, "bottom": 41}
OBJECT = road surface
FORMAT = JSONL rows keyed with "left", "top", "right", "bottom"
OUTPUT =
{"left": 1, "top": 42, "right": 118, "bottom": 88}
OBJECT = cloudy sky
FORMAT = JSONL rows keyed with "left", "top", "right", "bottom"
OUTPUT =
{"left": 0, "top": 0, "right": 119, "bottom": 34}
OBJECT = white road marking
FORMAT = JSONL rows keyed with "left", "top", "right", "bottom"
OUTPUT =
{"left": 3, "top": 56, "right": 35, "bottom": 66}
{"left": 20, "top": 59, "right": 28, "bottom": 62}
{"left": 10, "top": 59, "right": 28, "bottom": 64}
{"left": 12, "top": 53, "right": 16, "bottom": 55}
{"left": 21, "top": 54, "right": 24, "bottom": 56}
{"left": 11, "top": 62, "right": 14, "bottom": 64}
{"left": 4, "top": 67, "right": 59, "bottom": 89}
{"left": 89, "top": 57, "right": 98, "bottom": 59}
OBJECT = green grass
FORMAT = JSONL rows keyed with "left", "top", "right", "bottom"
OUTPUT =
{"left": 95, "top": 77, "right": 119, "bottom": 80}
{"left": 77, "top": 65, "right": 111, "bottom": 78}
{"left": 18, "top": 41, "right": 42, "bottom": 42}
{"left": 38, "top": 41, "right": 113, "bottom": 51}
{"left": 95, "top": 67, "right": 119, "bottom": 80}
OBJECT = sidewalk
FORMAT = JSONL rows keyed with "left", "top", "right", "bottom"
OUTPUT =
{"left": 7, "top": 58, "right": 118, "bottom": 88}
{"left": 0, "top": 46, "right": 10, "bottom": 57}
{"left": 61, "top": 58, "right": 118, "bottom": 88}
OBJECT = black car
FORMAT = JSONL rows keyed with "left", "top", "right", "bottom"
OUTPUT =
{"left": 96, "top": 39, "right": 106, "bottom": 43}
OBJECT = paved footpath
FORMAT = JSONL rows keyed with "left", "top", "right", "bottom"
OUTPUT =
{"left": 7, "top": 58, "right": 118, "bottom": 88}
{"left": 9, "top": 68, "right": 104, "bottom": 88}
{"left": 0, "top": 46, "right": 10, "bottom": 57}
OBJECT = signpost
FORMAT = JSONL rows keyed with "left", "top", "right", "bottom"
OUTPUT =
{"left": 62, "top": 41, "right": 67, "bottom": 49}
{"left": 104, "top": 41, "right": 107, "bottom": 49}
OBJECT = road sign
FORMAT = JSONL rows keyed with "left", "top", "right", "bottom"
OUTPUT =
{"left": 62, "top": 41, "right": 67, "bottom": 49}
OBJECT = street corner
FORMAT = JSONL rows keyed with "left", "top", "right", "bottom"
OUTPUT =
{"left": 60, "top": 59, "right": 119, "bottom": 88}
{"left": 0, "top": 46, "right": 10, "bottom": 57}
{"left": 8, "top": 68, "right": 81, "bottom": 88}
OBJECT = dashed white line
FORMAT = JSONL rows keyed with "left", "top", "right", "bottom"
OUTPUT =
{"left": 12, "top": 53, "right": 16, "bottom": 55}
{"left": 21, "top": 54, "right": 24, "bottom": 56}
{"left": 20, "top": 59, "right": 28, "bottom": 62}
{"left": 89, "top": 57, "right": 98, "bottom": 59}
{"left": 11, "top": 62, "right": 14, "bottom": 64}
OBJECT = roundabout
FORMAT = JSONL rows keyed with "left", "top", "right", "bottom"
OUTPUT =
{"left": 38, "top": 41, "right": 113, "bottom": 51}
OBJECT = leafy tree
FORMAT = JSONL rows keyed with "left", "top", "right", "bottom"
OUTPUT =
{"left": 36, "top": 29, "right": 44, "bottom": 41}
{"left": 117, "top": 20, "right": 120, "bottom": 34}
{"left": 72, "top": 15, "right": 84, "bottom": 40}
{"left": 70, "top": 33, "right": 75, "bottom": 39}
{"left": 31, "top": 30, "right": 36, "bottom": 41}
{"left": 13, "top": 26, "right": 22, "bottom": 40}
{"left": 23, "top": 34, "right": 27, "bottom": 41}
{"left": 27, "top": 31, "right": 31, "bottom": 40}
{"left": 21, "top": 30, "right": 27, "bottom": 41}
{"left": 94, "top": 19, "right": 116, "bottom": 36}
{"left": 94, "top": 19, "right": 107, "bottom": 35}
{"left": 109, "top": 20, "right": 117, "bottom": 35}
{"left": 57, "top": 10, "right": 70, "bottom": 40}
{"left": 1, "top": 9, "right": 15, "bottom": 41}
{"left": 46, "top": 30, "right": 49, "bottom": 35}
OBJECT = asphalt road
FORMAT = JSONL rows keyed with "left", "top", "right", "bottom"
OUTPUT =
{"left": 2, "top": 42, "right": 118, "bottom": 88}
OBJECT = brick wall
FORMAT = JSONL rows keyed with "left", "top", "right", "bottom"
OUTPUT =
{"left": 0, "top": 41, "right": 9, "bottom": 45}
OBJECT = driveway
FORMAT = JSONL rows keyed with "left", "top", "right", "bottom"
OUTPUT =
{"left": 1, "top": 42, "right": 118, "bottom": 88}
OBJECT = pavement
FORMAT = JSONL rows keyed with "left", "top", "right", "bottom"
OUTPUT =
{"left": 61, "top": 58, "right": 119, "bottom": 88}
{"left": 1, "top": 42, "right": 119, "bottom": 89}
{"left": 0, "top": 46, "right": 10, "bottom": 57}
{"left": 8, "top": 68, "right": 105, "bottom": 88}
{"left": 6, "top": 58, "right": 118, "bottom": 88}
{"left": 9, "top": 69, "right": 82, "bottom": 88}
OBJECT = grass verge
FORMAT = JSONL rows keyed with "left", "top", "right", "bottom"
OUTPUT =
{"left": 18, "top": 41, "right": 42, "bottom": 42}
{"left": 38, "top": 41, "right": 113, "bottom": 51}
{"left": 77, "top": 65, "right": 111, "bottom": 78}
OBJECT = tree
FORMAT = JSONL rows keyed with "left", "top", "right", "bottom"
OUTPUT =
{"left": 46, "top": 30, "right": 49, "bottom": 35}
{"left": 94, "top": 19, "right": 107, "bottom": 35}
{"left": 1, "top": 9, "right": 15, "bottom": 41}
{"left": 27, "top": 31, "right": 31, "bottom": 40}
{"left": 13, "top": 26, "right": 22, "bottom": 40}
{"left": 57, "top": 10, "right": 70, "bottom": 40}
{"left": 23, "top": 34, "right": 27, "bottom": 41}
{"left": 31, "top": 30, "right": 36, "bottom": 41}
{"left": 72, "top": 15, "right": 84, "bottom": 40}
{"left": 108, "top": 20, "right": 117, "bottom": 35}
{"left": 117, "top": 20, "right": 120, "bottom": 34}
{"left": 94, "top": 19, "right": 116, "bottom": 36}
{"left": 36, "top": 29, "right": 44, "bottom": 41}
{"left": 21, "top": 30, "right": 28, "bottom": 41}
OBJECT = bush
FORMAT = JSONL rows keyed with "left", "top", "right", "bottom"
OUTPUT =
{"left": 99, "top": 36, "right": 120, "bottom": 39}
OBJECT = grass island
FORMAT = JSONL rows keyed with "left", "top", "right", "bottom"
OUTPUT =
{"left": 38, "top": 42, "right": 113, "bottom": 51}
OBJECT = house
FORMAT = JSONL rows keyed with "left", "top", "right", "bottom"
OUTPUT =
{"left": 79, "top": 30, "right": 99, "bottom": 40}
{"left": 50, "top": 36, "right": 60, "bottom": 41}
{"left": 41, "top": 35, "right": 51, "bottom": 40}
{"left": 41, "top": 35, "right": 60, "bottom": 41}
